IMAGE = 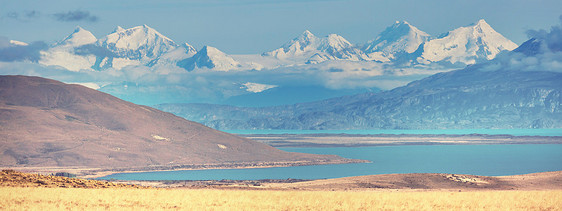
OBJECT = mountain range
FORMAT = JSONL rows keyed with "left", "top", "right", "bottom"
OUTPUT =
{"left": 155, "top": 31, "right": 561, "bottom": 130}
{"left": 32, "top": 19, "right": 516, "bottom": 72}
{"left": 0, "top": 75, "right": 349, "bottom": 169}
{"left": 0, "top": 19, "right": 522, "bottom": 107}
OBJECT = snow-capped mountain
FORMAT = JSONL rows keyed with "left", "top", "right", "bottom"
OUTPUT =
{"left": 54, "top": 26, "right": 97, "bottom": 48}
{"left": 152, "top": 42, "right": 197, "bottom": 68}
{"left": 93, "top": 25, "right": 179, "bottom": 69}
{"left": 263, "top": 30, "right": 368, "bottom": 64}
{"left": 177, "top": 46, "right": 241, "bottom": 71}
{"left": 34, "top": 20, "right": 518, "bottom": 73}
{"left": 97, "top": 24, "right": 177, "bottom": 60}
{"left": 362, "top": 21, "right": 431, "bottom": 60}
{"left": 39, "top": 26, "right": 98, "bottom": 71}
{"left": 416, "top": 19, "right": 518, "bottom": 65}
{"left": 38, "top": 25, "right": 192, "bottom": 71}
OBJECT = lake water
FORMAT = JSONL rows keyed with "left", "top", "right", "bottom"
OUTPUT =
{"left": 99, "top": 144, "right": 562, "bottom": 181}
{"left": 224, "top": 128, "right": 562, "bottom": 136}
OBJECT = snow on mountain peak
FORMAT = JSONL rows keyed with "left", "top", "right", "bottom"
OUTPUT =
{"left": 113, "top": 26, "right": 125, "bottom": 33}
{"left": 323, "top": 34, "right": 353, "bottom": 50}
{"left": 300, "top": 30, "right": 316, "bottom": 40}
{"left": 97, "top": 25, "right": 177, "bottom": 60}
{"left": 9, "top": 40, "right": 28, "bottom": 46}
{"left": 475, "top": 19, "right": 489, "bottom": 26}
{"left": 286, "top": 30, "right": 318, "bottom": 51}
{"left": 363, "top": 20, "right": 431, "bottom": 59}
{"left": 264, "top": 30, "right": 368, "bottom": 63}
{"left": 151, "top": 42, "right": 198, "bottom": 68}
{"left": 181, "top": 42, "right": 197, "bottom": 54}
{"left": 418, "top": 19, "right": 518, "bottom": 65}
{"left": 54, "top": 26, "right": 97, "bottom": 47}
{"left": 177, "top": 45, "right": 241, "bottom": 71}
{"left": 39, "top": 26, "right": 98, "bottom": 71}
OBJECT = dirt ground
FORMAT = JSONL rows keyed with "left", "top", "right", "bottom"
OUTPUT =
{"left": 2, "top": 169, "right": 561, "bottom": 191}
{"left": 115, "top": 171, "right": 562, "bottom": 191}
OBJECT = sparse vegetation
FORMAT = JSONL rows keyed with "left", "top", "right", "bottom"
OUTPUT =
{"left": 1, "top": 170, "right": 560, "bottom": 210}
{"left": 0, "top": 187, "right": 560, "bottom": 210}
{"left": 0, "top": 170, "right": 143, "bottom": 189}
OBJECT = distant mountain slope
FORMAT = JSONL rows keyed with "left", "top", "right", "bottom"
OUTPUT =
{"left": 156, "top": 33, "right": 561, "bottom": 130}
{"left": 416, "top": 19, "right": 517, "bottom": 65}
{"left": 159, "top": 67, "right": 561, "bottom": 130}
{"left": 0, "top": 76, "right": 348, "bottom": 168}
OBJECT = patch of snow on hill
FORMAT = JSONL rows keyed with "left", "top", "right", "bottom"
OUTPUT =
{"left": 242, "top": 82, "right": 278, "bottom": 93}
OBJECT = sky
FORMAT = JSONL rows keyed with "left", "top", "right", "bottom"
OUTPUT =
{"left": 1, "top": 0, "right": 561, "bottom": 54}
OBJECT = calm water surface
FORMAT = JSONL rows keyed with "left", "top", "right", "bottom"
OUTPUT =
{"left": 99, "top": 144, "right": 562, "bottom": 181}
{"left": 224, "top": 128, "right": 562, "bottom": 136}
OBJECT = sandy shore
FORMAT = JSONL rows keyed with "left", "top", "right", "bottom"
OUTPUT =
{"left": 240, "top": 133, "right": 562, "bottom": 147}
{"left": 2, "top": 168, "right": 561, "bottom": 191}
{"left": 4, "top": 158, "right": 367, "bottom": 179}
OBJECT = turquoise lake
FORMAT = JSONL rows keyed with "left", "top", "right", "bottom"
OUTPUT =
{"left": 224, "top": 128, "right": 562, "bottom": 136}
{"left": 99, "top": 144, "right": 562, "bottom": 181}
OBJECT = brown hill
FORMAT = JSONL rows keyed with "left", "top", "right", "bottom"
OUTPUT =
{"left": 267, "top": 171, "right": 562, "bottom": 191}
{"left": 0, "top": 169, "right": 144, "bottom": 188}
{"left": 0, "top": 75, "right": 351, "bottom": 172}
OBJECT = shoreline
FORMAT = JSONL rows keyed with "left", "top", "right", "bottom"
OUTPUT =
{"left": 2, "top": 168, "right": 561, "bottom": 191}
{"left": 124, "top": 171, "right": 562, "bottom": 191}
{"left": 80, "top": 171, "right": 562, "bottom": 191}
{"left": 4, "top": 134, "right": 560, "bottom": 180}
{"left": 239, "top": 133, "right": 562, "bottom": 147}
{"left": 2, "top": 158, "right": 368, "bottom": 179}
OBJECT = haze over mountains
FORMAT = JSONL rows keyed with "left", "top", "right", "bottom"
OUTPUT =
{"left": 156, "top": 22, "right": 562, "bottom": 130}
{"left": 0, "top": 75, "right": 348, "bottom": 169}
{"left": 0, "top": 19, "right": 518, "bottom": 106}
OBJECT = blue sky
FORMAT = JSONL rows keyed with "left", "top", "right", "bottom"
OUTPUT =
{"left": 1, "top": 0, "right": 561, "bottom": 54}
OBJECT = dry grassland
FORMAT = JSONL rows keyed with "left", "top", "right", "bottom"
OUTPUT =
{"left": 1, "top": 187, "right": 561, "bottom": 210}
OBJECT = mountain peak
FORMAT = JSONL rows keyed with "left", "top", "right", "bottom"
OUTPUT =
{"left": 177, "top": 45, "right": 240, "bottom": 71}
{"left": 475, "top": 19, "right": 489, "bottom": 26}
{"left": 418, "top": 19, "right": 518, "bottom": 64}
{"left": 394, "top": 20, "right": 411, "bottom": 26}
{"left": 200, "top": 45, "right": 221, "bottom": 55}
{"left": 302, "top": 30, "right": 315, "bottom": 38}
{"left": 113, "top": 26, "right": 125, "bottom": 33}
{"left": 55, "top": 26, "right": 97, "bottom": 47}
{"left": 321, "top": 34, "right": 353, "bottom": 51}
{"left": 74, "top": 26, "right": 86, "bottom": 32}
{"left": 297, "top": 30, "right": 317, "bottom": 43}
{"left": 363, "top": 20, "right": 431, "bottom": 58}
{"left": 97, "top": 25, "right": 177, "bottom": 60}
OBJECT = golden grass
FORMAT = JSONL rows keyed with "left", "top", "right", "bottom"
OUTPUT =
{"left": 0, "top": 187, "right": 560, "bottom": 210}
